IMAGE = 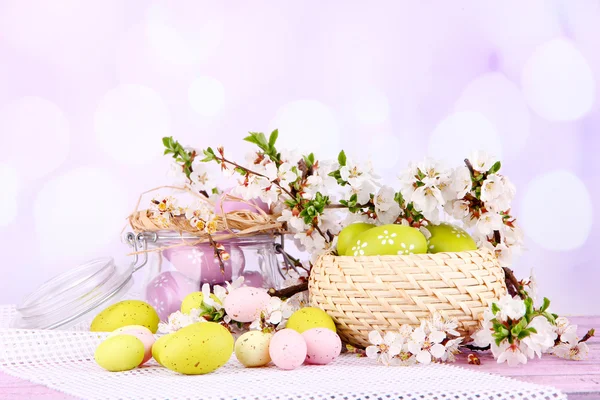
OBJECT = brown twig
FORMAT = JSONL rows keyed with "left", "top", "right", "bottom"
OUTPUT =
{"left": 462, "top": 344, "right": 491, "bottom": 352}
{"left": 464, "top": 158, "right": 475, "bottom": 176}
{"left": 207, "top": 234, "right": 225, "bottom": 274}
{"left": 580, "top": 329, "right": 595, "bottom": 343}
{"left": 268, "top": 282, "right": 309, "bottom": 299}
{"left": 503, "top": 267, "right": 525, "bottom": 299}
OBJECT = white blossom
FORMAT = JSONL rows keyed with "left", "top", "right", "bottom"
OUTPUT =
{"left": 374, "top": 185, "right": 401, "bottom": 224}
{"left": 407, "top": 323, "right": 446, "bottom": 364}
{"left": 472, "top": 310, "right": 494, "bottom": 348}
{"left": 496, "top": 295, "right": 526, "bottom": 321}
{"left": 555, "top": 317, "right": 579, "bottom": 344}
{"left": 551, "top": 339, "right": 589, "bottom": 361}
{"left": 430, "top": 312, "right": 460, "bottom": 337}
{"left": 469, "top": 150, "right": 497, "bottom": 173}
{"left": 158, "top": 310, "right": 205, "bottom": 334}
{"left": 249, "top": 296, "right": 294, "bottom": 331}
{"left": 277, "top": 209, "right": 308, "bottom": 232}
{"left": 480, "top": 175, "right": 504, "bottom": 204}
{"left": 476, "top": 212, "right": 504, "bottom": 236}
{"left": 445, "top": 200, "right": 471, "bottom": 220}
{"left": 366, "top": 331, "right": 401, "bottom": 366}
{"left": 189, "top": 162, "right": 217, "bottom": 194}
{"left": 521, "top": 316, "right": 558, "bottom": 358}
{"left": 452, "top": 166, "right": 472, "bottom": 199}
{"left": 494, "top": 341, "right": 528, "bottom": 366}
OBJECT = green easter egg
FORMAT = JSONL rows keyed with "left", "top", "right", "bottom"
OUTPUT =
{"left": 286, "top": 307, "right": 336, "bottom": 333}
{"left": 347, "top": 224, "right": 427, "bottom": 256}
{"left": 426, "top": 223, "right": 477, "bottom": 253}
{"left": 337, "top": 223, "right": 376, "bottom": 256}
{"left": 90, "top": 300, "right": 160, "bottom": 333}
{"left": 95, "top": 335, "right": 145, "bottom": 372}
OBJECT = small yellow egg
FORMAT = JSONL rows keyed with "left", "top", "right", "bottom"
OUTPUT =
{"left": 181, "top": 292, "right": 204, "bottom": 314}
{"left": 235, "top": 331, "right": 272, "bottom": 367}
{"left": 94, "top": 335, "right": 145, "bottom": 372}
{"left": 90, "top": 300, "right": 160, "bottom": 333}
{"left": 286, "top": 307, "right": 336, "bottom": 333}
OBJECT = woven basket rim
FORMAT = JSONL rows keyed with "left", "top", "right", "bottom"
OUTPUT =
{"left": 322, "top": 248, "right": 492, "bottom": 260}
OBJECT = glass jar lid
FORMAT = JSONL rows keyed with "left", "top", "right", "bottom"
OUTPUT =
{"left": 11, "top": 257, "right": 134, "bottom": 330}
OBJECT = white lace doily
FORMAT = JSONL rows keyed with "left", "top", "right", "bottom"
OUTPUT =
{"left": 0, "top": 305, "right": 565, "bottom": 400}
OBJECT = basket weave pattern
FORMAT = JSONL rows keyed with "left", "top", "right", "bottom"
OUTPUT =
{"left": 309, "top": 249, "right": 507, "bottom": 348}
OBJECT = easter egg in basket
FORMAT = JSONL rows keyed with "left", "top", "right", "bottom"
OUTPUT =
{"left": 337, "top": 222, "right": 375, "bottom": 255}
{"left": 145, "top": 271, "right": 199, "bottom": 321}
{"left": 162, "top": 244, "right": 245, "bottom": 285}
{"left": 425, "top": 223, "right": 477, "bottom": 253}
{"left": 346, "top": 224, "right": 427, "bottom": 256}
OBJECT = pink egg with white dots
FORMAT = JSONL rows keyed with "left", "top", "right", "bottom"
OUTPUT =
{"left": 145, "top": 271, "right": 199, "bottom": 321}
{"left": 223, "top": 287, "right": 270, "bottom": 323}
{"left": 269, "top": 329, "right": 307, "bottom": 370}
{"left": 302, "top": 328, "right": 342, "bottom": 365}
{"left": 108, "top": 325, "right": 156, "bottom": 365}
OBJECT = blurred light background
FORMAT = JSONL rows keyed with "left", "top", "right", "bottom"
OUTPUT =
{"left": 0, "top": 0, "right": 598, "bottom": 314}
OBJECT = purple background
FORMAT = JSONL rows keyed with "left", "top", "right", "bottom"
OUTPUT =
{"left": 0, "top": 1, "right": 597, "bottom": 314}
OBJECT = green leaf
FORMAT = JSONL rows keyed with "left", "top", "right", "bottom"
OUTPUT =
{"left": 338, "top": 150, "right": 347, "bottom": 167}
{"left": 527, "top": 327, "right": 537, "bottom": 334}
{"left": 517, "top": 330, "right": 531, "bottom": 340}
{"left": 511, "top": 323, "right": 522, "bottom": 337}
{"left": 162, "top": 136, "right": 173, "bottom": 148}
{"left": 268, "top": 129, "right": 278, "bottom": 148}
{"left": 541, "top": 297, "right": 551, "bottom": 312}
{"left": 488, "top": 161, "right": 501, "bottom": 175}
{"left": 542, "top": 311, "right": 556, "bottom": 324}
{"left": 491, "top": 302, "right": 501, "bottom": 315}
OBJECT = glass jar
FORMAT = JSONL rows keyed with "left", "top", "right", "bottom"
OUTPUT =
{"left": 142, "top": 231, "right": 285, "bottom": 321}
{"left": 10, "top": 231, "right": 286, "bottom": 329}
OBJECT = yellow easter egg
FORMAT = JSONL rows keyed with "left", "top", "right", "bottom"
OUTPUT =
{"left": 234, "top": 331, "right": 272, "bottom": 367}
{"left": 347, "top": 224, "right": 427, "bottom": 256}
{"left": 90, "top": 300, "right": 159, "bottom": 333}
{"left": 94, "top": 335, "right": 144, "bottom": 372}
{"left": 426, "top": 223, "right": 477, "bottom": 253}
{"left": 152, "top": 333, "right": 176, "bottom": 366}
{"left": 181, "top": 292, "right": 204, "bottom": 314}
{"left": 286, "top": 307, "right": 336, "bottom": 333}
{"left": 161, "top": 322, "right": 234, "bottom": 375}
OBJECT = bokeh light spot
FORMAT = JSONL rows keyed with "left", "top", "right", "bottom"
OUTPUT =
{"left": 521, "top": 170, "right": 592, "bottom": 251}
{"left": 269, "top": 100, "right": 341, "bottom": 158}
{"left": 188, "top": 76, "right": 225, "bottom": 117}
{"left": 0, "top": 96, "right": 70, "bottom": 180}
{"left": 428, "top": 111, "right": 502, "bottom": 165}
{"left": 521, "top": 38, "right": 595, "bottom": 121}
{"left": 33, "top": 167, "right": 129, "bottom": 263}
{"left": 454, "top": 72, "right": 530, "bottom": 154}
{"left": 0, "top": 165, "right": 19, "bottom": 227}
{"left": 94, "top": 84, "right": 171, "bottom": 165}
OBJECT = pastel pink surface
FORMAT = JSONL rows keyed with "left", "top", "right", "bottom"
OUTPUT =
{"left": 241, "top": 271, "right": 264, "bottom": 288}
{"left": 162, "top": 244, "right": 245, "bottom": 284}
{"left": 269, "top": 329, "right": 308, "bottom": 370}
{"left": 0, "top": 317, "right": 598, "bottom": 398}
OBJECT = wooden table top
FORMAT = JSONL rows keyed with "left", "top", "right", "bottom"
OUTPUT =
{"left": 0, "top": 316, "right": 597, "bottom": 400}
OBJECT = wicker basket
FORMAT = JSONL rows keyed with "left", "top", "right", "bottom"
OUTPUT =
{"left": 309, "top": 249, "right": 507, "bottom": 348}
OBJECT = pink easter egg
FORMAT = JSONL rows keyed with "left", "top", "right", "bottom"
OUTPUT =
{"left": 108, "top": 325, "right": 156, "bottom": 365}
{"left": 269, "top": 329, "right": 307, "bottom": 370}
{"left": 302, "top": 328, "right": 342, "bottom": 365}
{"left": 162, "top": 244, "right": 245, "bottom": 285}
{"left": 145, "top": 271, "right": 199, "bottom": 321}
{"left": 215, "top": 188, "right": 270, "bottom": 215}
{"left": 223, "top": 287, "right": 271, "bottom": 323}
{"left": 241, "top": 271, "right": 264, "bottom": 288}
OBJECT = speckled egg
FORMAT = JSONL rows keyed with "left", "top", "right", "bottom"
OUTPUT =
{"left": 223, "top": 287, "right": 271, "bottom": 323}
{"left": 426, "top": 223, "right": 477, "bottom": 253}
{"left": 347, "top": 224, "right": 427, "bottom": 256}
{"left": 234, "top": 331, "right": 272, "bottom": 367}
{"left": 161, "top": 322, "right": 234, "bottom": 375}
{"left": 145, "top": 271, "right": 199, "bottom": 321}
{"left": 286, "top": 307, "right": 336, "bottom": 333}
{"left": 108, "top": 325, "right": 156, "bottom": 365}
{"left": 152, "top": 333, "right": 176, "bottom": 366}
{"left": 162, "top": 244, "right": 245, "bottom": 285}
{"left": 95, "top": 335, "right": 145, "bottom": 372}
{"left": 337, "top": 222, "right": 375, "bottom": 256}
{"left": 269, "top": 329, "right": 307, "bottom": 370}
{"left": 90, "top": 300, "right": 160, "bottom": 333}
{"left": 302, "top": 328, "right": 342, "bottom": 365}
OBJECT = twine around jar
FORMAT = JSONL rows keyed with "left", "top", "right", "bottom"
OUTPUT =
{"left": 309, "top": 249, "right": 507, "bottom": 348}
